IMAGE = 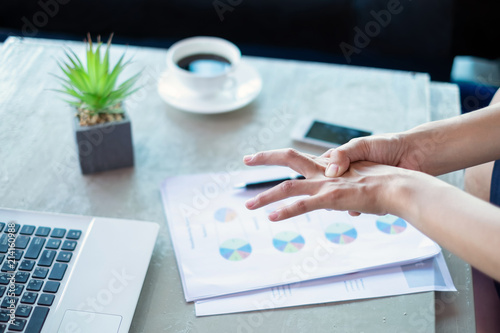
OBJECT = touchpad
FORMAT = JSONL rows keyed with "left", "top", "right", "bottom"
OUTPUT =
{"left": 58, "top": 310, "right": 122, "bottom": 333}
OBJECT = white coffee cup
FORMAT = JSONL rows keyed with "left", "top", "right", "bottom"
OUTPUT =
{"left": 165, "top": 36, "right": 241, "bottom": 97}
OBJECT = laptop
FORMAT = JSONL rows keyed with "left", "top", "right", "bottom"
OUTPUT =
{"left": 0, "top": 208, "right": 159, "bottom": 333}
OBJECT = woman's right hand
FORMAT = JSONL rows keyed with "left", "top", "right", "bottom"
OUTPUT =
{"left": 322, "top": 133, "right": 425, "bottom": 178}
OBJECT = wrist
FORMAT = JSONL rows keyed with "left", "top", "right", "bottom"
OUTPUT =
{"left": 383, "top": 169, "right": 423, "bottom": 221}
{"left": 402, "top": 122, "right": 451, "bottom": 175}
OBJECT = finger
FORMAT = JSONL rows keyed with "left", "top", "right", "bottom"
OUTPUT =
{"left": 268, "top": 196, "right": 325, "bottom": 221}
{"left": 320, "top": 148, "right": 335, "bottom": 158}
{"left": 348, "top": 211, "right": 361, "bottom": 217}
{"left": 325, "top": 139, "right": 369, "bottom": 177}
{"left": 245, "top": 179, "right": 323, "bottom": 210}
{"left": 243, "top": 148, "right": 319, "bottom": 177}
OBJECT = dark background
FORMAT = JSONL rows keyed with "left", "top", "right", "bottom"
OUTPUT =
{"left": 0, "top": 0, "right": 499, "bottom": 82}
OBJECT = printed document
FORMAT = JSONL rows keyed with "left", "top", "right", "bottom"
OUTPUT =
{"left": 194, "top": 251, "right": 455, "bottom": 316}
{"left": 161, "top": 167, "right": 441, "bottom": 301}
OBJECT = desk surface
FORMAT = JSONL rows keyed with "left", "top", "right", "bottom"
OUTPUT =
{"left": 0, "top": 37, "right": 474, "bottom": 332}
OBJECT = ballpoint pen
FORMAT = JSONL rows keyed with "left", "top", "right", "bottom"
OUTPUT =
{"left": 234, "top": 175, "right": 306, "bottom": 190}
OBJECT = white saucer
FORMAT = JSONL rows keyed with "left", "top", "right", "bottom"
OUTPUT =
{"left": 157, "top": 61, "right": 262, "bottom": 114}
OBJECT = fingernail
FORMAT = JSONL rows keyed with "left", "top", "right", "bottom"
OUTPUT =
{"left": 269, "top": 211, "right": 279, "bottom": 221}
{"left": 325, "top": 163, "right": 339, "bottom": 177}
{"left": 243, "top": 155, "right": 254, "bottom": 163}
{"left": 246, "top": 198, "right": 256, "bottom": 209}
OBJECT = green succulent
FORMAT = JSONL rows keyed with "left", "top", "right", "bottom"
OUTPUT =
{"left": 56, "top": 34, "right": 140, "bottom": 117}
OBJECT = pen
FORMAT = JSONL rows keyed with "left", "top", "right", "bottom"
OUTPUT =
{"left": 234, "top": 175, "right": 306, "bottom": 190}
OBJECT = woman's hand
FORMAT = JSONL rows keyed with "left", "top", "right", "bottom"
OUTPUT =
{"left": 322, "top": 133, "right": 424, "bottom": 178}
{"left": 243, "top": 148, "right": 414, "bottom": 221}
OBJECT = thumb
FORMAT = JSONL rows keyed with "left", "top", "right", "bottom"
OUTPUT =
{"left": 325, "top": 149, "right": 350, "bottom": 177}
{"left": 325, "top": 139, "right": 368, "bottom": 177}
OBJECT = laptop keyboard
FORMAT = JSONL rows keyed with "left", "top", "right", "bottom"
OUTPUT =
{"left": 0, "top": 222, "right": 81, "bottom": 332}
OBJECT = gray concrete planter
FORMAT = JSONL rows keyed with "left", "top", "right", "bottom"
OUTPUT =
{"left": 74, "top": 112, "right": 134, "bottom": 174}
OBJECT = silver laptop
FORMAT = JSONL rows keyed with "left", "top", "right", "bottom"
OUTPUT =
{"left": 0, "top": 208, "right": 159, "bottom": 333}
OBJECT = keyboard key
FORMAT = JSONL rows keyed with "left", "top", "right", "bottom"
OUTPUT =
{"left": 4, "top": 223, "right": 20, "bottom": 234}
{"left": 0, "top": 323, "right": 5, "bottom": 333}
{"left": 14, "top": 272, "right": 30, "bottom": 284}
{"left": 38, "top": 250, "right": 56, "bottom": 267}
{"left": 8, "top": 318, "right": 26, "bottom": 331}
{"left": 1, "top": 261, "right": 17, "bottom": 272}
{"left": 0, "top": 223, "right": 4, "bottom": 232}
{"left": 0, "top": 254, "right": 4, "bottom": 265}
{"left": 0, "top": 235, "right": 8, "bottom": 253}
{"left": 25, "top": 306, "right": 49, "bottom": 333}
{"left": 25, "top": 237, "right": 45, "bottom": 259}
{"left": 0, "top": 286, "right": 5, "bottom": 297}
{"left": 43, "top": 281, "right": 59, "bottom": 293}
{"left": 56, "top": 251, "right": 72, "bottom": 263}
{"left": 0, "top": 273, "right": 11, "bottom": 285}
{"left": 14, "top": 235, "right": 30, "bottom": 249}
{"left": 48, "top": 263, "right": 67, "bottom": 281}
{"left": 19, "top": 225, "right": 36, "bottom": 235}
{"left": 61, "top": 240, "right": 77, "bottom": 251}
{"left": 50, "top": 228, "right": 66, "bottom": 238}
{"left": 21, "top": 292, "right": 38, "bottom": 304}
{"left": 15, "top": 305, "right": 32, "bottom": 318}
{"left": 26, "top": 279, "right": 43, "bottom": 292}
{"left": 37, "top": 294, "right": 55, "bottom": 306}
{"left": 34, "top": 227, "right": 50, "bottom": 237}
{"left": 10, "top": 250, "right": 23, "bottom": 261}
{"left": 32, "top": 267, "right": 48, "bottom": 279}
{"left": 1, "top": 296, "right": 18, "bottom": 308}
{"left": 6, "top": 249, "right": 20, "bottom": 261}
{"left": 66, "top": 229, "right": 82, "bottom": 240}
{"left": 19, "top": 260, "right": 35, "bottom": 271}
{"left": 46, "top": 239, "right": 61, "bottom": 249}
{"left": 0, "top": 310, "right": 8, "bottom": 322}
{"left": 13, "top": 284, "right": 24, "bottom": 296}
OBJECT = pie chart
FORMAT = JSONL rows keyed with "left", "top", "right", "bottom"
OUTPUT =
{"left": 214, "top": 207, "right": 237, "bottom": 222}
{"left": 325, "top": 223, "right": 357, "bottom": 244}
{"left": 219, "top": 238, "right": 252, "bottom": 261}
{"left": 273, "top": 231, "right": 305, "bottom": 253}
{"left": 376, "top": 215, "right": 407, "bottom": 234}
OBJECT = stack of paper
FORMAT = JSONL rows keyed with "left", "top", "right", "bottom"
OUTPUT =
{"left": 160, "top": 167, "right": 455, "bottom": 316}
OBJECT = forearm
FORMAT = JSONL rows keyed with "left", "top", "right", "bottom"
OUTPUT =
{"left": 389, "top": 171, "right": 500, "bottom": 280}
{"left": 402, "top": 102, "right": 500, "bottom": 175}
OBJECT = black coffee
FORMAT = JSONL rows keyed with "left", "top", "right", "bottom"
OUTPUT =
{"left": 177, "top": 53, "right": 231, "bottom": 75}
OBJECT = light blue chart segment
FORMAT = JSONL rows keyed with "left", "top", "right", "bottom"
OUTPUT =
{"left": 376, "top": 215, "right": 407, "bottom": 235}
{"left": 214, "top": 207, "right": 237, "bottom": 222}
{"left": 325, "top": 223, "right": 358, "bottom": 244}
{"left": 219, "top": 238, "right": 252, "bottom": 261}
{"left": 272, "top": 231, "right": 305, "bottom": 253}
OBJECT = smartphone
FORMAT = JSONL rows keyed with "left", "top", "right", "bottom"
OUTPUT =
{"left": 291, "top": 117, "right": 372, "bottom": 148}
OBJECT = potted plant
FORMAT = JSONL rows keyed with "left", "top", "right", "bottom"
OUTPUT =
{"left": 56, "top": 34, "right": 140, "bottom": 174}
